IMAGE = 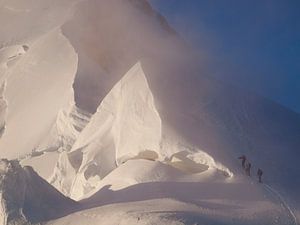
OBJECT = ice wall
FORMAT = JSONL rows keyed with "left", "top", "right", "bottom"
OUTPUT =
{"left": 51, "top": 62, "right": 162, "bottom": 199}
{"left": 38, "top": 104, "right": 91, "bottom": 152}
{"left": 0, "top": 29, "right": 78, "bottom": 159}
{"left": 0, "top": 82, "right": 7, "bottom": 137}
{"left": 51, "top": 62, "right": 231, "bottom": 200}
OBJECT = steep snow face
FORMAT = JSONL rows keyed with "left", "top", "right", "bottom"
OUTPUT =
{"left": 20, "top": 104, "right": 91, "bottom": 181}
{"left": 0, "top": 159, "right": 78, "bottom": 225}
{"left": 72, "top": 62, "right": 162, "bottom": 165}
{"left": 51, "top": 62, "right": 231, "bottom": 200}
{"left": 0, "top": 82, "right": 7, "bottom": 137}
{"left": 38, "top": 103, "right": 91, "bottom": 153}
{"left": 51, "top": 62, "right": 163, "bottom": 199}
{"left": 0, "top": 29, "right": 78, "bottom": 159}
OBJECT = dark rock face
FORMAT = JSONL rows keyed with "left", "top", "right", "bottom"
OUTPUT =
{"left": 0, "top": 159, "right": 79, "bottom": 225}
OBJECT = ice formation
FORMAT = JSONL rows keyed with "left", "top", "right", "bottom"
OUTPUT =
{"left": 38, "top": 103, "right": 91, "bottom": 153}
{"left": 0, "top": 82, "right": 7, "bottom": 137}
{"left": 0, "top": 0, "right": 299, "bottom": 224}
{"left": 51, "top": 62, "right": 232, "bottom": 200}
{"left": 0, "top": 29, "right": 78, "bottom": 159}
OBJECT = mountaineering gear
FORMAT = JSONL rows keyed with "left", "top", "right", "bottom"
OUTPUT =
{"left": 257, "top": 168, "right": 263, "bottom": 183}
{"left": 245, "top": 162, "right": 251, "bottom": 176}
{"left": 238, "top": 155, "right": 246, "bottom": 168}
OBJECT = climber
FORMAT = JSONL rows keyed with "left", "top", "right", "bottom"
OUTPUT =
{"left": 245, "top": 162, "right": 251, "bottom": 176}
{"left": 238, "top": 155, "right": 247, "bottom": 168}
{"left": 257, "top": 168, "right": 263, "bottom": 183}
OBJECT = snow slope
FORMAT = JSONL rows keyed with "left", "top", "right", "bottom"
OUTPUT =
{"left": 48, "top": 160, "right": 295, "bottom": 225}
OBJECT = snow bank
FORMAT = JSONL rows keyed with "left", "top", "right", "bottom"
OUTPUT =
{"left": 82, "top": 159, "right": 184, "bottom": 201}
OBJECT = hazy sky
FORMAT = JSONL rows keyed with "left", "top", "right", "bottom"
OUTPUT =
{"left": 150, "top": 0, "right": 300, "bottom": 113}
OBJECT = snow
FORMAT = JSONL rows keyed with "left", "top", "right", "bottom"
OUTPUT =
{"left": 20, "top": 152, "right": 59, "bottom": 180}
{"left": 0, "top": 82, "right": 7, "bottom": 137}
{"left": 50, "top": 62, "right": 232, "bottom": 201}
{"left": 51, "top": 62, "right": 163, "bottom": 199}
{"left": 19, "top": 101, "right": 91, "bottom": 181}
{"left": 0, "top": 29, "right": 78, "bottom": 159}
{"left": 38, "top": 103, "right": 91, "bottom": 153}
{"left": 0, "top": 159, "right": 78, "bottom": 224}
{"left": 72, "top": 62, "right": 161, "bottom": 162}
{"left": 48, "top": 159, "right": 294, "bottom": 225}
{"left": 0, "top": 0, "right": 299, "bottom": 224}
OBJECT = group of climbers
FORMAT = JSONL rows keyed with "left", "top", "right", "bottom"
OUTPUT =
{"left": 238, "top": 155, "right": 263, "bottom": 183}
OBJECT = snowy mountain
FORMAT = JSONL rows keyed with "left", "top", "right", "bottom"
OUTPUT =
{"left": 0, "top": 0, "right": 299, "bottom": 224}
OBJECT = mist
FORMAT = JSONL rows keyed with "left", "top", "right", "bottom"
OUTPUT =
{"left": 150, "top": 0, "right": 300, "bottom": 113}
{"left": 61, "top": 0, "right": 198, "bottom": 113}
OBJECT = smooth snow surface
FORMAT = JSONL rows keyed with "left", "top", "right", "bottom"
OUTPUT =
{"left": 48, "top": 160, "right": 295, "bottom": 225}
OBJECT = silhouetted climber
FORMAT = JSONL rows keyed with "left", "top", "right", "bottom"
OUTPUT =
{"left": 257, "top": 168, "right": 263, "bottom": 183}
{"left": 238, "top": 155, "right": 246, "bottom": 168}
{"left": 245, "top": 162, "right": 251, "bottom": 176}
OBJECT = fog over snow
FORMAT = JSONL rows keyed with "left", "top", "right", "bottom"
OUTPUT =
{"left": 0, "top": 0, "right": 299, "bottom": 225}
